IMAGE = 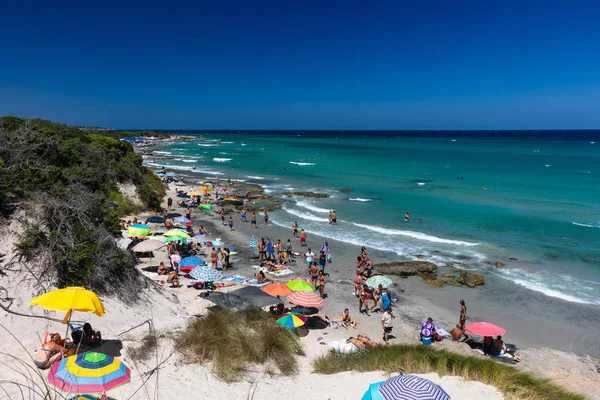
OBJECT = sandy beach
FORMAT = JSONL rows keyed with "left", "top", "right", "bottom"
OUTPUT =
{"left": 1, "top": 172, "right": 599, "bottom": 400}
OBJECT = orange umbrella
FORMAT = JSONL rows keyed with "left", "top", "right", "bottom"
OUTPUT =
{"left": 262, "top": 283, "right": 293, "bottom": 297}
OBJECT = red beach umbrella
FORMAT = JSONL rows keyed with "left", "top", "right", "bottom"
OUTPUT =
{"left": 465, "top": 322, "right": 506, "bottom": 337}
{"left": 287, "top": 291, "right": 325, "bottom": 308}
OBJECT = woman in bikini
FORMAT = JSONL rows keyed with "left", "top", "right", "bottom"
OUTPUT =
{"left": 357, "top": 335, "right": 378, "bottom": 348}
{"left": 371, "top": 284, "right": 383, "bottom": 313}
{"left": 318, "top": 270, "right": 326, "bottom": 298}
{"left": 354, "top": 269, "right": 363, "bottom": 297}
{"left": 34, "top": 334, "right": 72, "bottom": 370}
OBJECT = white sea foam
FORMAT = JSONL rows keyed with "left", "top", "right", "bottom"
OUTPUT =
{"left": 153, "top": 151, "right": 171, "bottom": 155}
{"left": 213, "top": 158, "right": 232, "bottom": 162}
{"left": 451, "top": 139, "right": 457, "bottom": 142}
{"left": 295, "top": 200, "right": 330, "bottom": 213}
{"left": 545, "top": 164, "right": 551, "bottom": 167}
{"left": 290, "top": 161, "right": 316, "bottom": 166}
{"left": 494, "top": 268, "right": 600, "bottom": 305}
{"left": 352, "top": 223, "right": 480, "bottom": 246}
{"left": 349, "top": 198, "right": 373, "bottom": 202}
{"left": 246, "top": 176, "right": 266, "bottom": 180}
{"left": 182, "top": 160, "right": 196, "bottom": 163}
{"left": 284, "top": 208, "right": 329, "bottom": 222}
{"left": 572, "top": 221, "right": 600, "bottom": 228}
{"left": 221, "top": 141, "right": 234, "bottom": 144}
{"left": 198, "top": 144, "right": 218, "bottom": 147}
{"left": 417, "top": 182, "right": 426, "bottom": 186}
{"left": 241, "top": 143, "right": 247, "bottom": 146}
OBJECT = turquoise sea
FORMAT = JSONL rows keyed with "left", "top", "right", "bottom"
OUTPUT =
{"left": 144, "top": 131, "right": 600, "bottom": 306}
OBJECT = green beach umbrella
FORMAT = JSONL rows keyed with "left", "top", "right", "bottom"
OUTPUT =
{"left": 365, "top": 275, "right": 393, "bottom": 289}
{"left": 285, "top": 279, "right": 315, "bottom": 292}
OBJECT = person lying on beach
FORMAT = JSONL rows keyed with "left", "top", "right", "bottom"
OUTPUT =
{"left": 34, "top": 334, "right": 73, "bottom": 370}
{"left": 261, "top": 260, "right": 286, "bottom": 272}
{"left": 451, "top": 324, "right": 465, "bottom": 341}
{"left": 335, "top": 309, "right": 357, "bottom": 328}
{"left": 346, "top": 337, "right": 365, "bottom": 349}
{"left": 357, "top": 335, "right": 378, "bottom": 348}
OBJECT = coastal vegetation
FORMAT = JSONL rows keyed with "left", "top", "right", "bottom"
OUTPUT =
{"left": 0, "top": 116, "right": 164, "bottom": 298}
{"left": 313, "top": 345, "right": 584, "bottom": 400}
{"left": 175, "top": 309, "right": 303, "bottom": 382}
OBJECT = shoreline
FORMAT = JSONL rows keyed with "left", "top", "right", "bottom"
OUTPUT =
{"left": 141, "top": 144, "right": 600, "bottom": 358}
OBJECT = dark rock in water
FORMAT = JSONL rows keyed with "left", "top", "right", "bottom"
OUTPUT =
{"left": 508, "top": 257, "right": 518, "bottom": 261}
{"left": 338, "top": 188, "right": 353, "bottom": 193}
{"left": 424, "top": 278, "right": 445, "bottom": 287}
{"left": 283, "top": 191, "right": 330, "bottom": 198}
{"left": 248, "top": 204, "right": 283, "bottom": 212}
{"left": 414, "top": 254, "right": 426, "bottom": 260}
{"left": 216, "top": 200, "right": 244, "bottom": 207}
{"left": 442, "top": 273, "right": 455, "bottom": 278}
{"left": 495, "top": 261, "right": 504, "bottom": 267}
{"left": 458, "top": 271, "right": 485, "bottom": 287}
{"left": 444, "top": 279, "right": 464, "bottom": 287}
{"left": 374, "top": 261, "right": 437, "bottom": 276}
{"left": 455, "top": 255, "right": 473, "bottom": 261}
{"left": 445, "top": 262, "right": 468, "bottom": 269}
{"left": 431, "top": 250, "right": 441, "bottom": 255}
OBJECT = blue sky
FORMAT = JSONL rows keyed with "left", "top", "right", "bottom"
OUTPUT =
{"left": 1, "top": 1, "right": 600, "bottom": 129}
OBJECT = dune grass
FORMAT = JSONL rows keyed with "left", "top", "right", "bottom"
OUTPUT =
{"left": 175, "top": 309, "right": 303, "bottom": 382}
{"left": 312, "top": 344, "right": 584, "bottom": 400}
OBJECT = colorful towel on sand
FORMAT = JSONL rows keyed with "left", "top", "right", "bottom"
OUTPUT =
{"left": 221, "top": 275, "right": 250, "bottom": 284}
{"left": 267, "top": 268, "right": 293, "bottom": 277}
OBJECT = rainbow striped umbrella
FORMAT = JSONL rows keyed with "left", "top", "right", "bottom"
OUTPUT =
{"left": 276, "top": 312, "right": 307, "bottom": 328}
{"left": 48, "top": 352, "right": 130, "bottom": 393}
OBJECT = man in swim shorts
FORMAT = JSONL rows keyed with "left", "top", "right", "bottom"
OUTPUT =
{"left": 300, "top": 229, "right": 307, "bottom": 246}
{"left": 331, "top": 211, "right": 337, "bottom": 224}
{"left": 404, "top": 212, "right": 409, "bottom": 222}
{"left": 264, "top": 211, "right": 269, "bottom": 225}
{"left": 228, "top": 216, "right": 234, "bottom": 231}
{"left": 305, "top": 248, "right": 314, "bottom": 268}
{"left": 241, "top": 208, "right": 247, "bottom": 222}
{"left": 251, "top": 212, "right": 257, "bottom": 228}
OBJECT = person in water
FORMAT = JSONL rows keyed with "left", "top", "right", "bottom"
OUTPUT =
{"left": 404, "top": 212, "right": 410, "bottom": 222}
{"left": 331, "top": 211, "right": 337, "bottom": 224}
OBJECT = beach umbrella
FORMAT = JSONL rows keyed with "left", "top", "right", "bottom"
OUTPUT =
{"left": 174, "top": 216, "right": 191, "bottom": 224}
{"left": 179, "top": 256, "right": 204, "bottom": 267}
{"left": 188, "top": 191, "right": 201, "bottom": 196}
{"left": 286, "top": 280, "right": 315, "bottom": 292}
{"left": 262, "top": 283, "right": 293, "bottom": 297}
{"left": 145, "top": 216, "right": 165, "bottom": 224}
{"left": 48, "top": 352, "right": 130, "bottom": 393}
{"left": 127, "top": 224, "right": 150, "bottom": 236}
{"left": 362, "top": 374, "right": 450, "bottom": 400}
{"left": 176, "top": 193, "right": 190, "bottom": 198}
{"left": 189, "top": 266, "right": 222, "bottom": 281}
{"left": 170, "top": 254, "right": 182, "bottom": 264}
{"left": 156, "top": 173, "right": 165, "bottom": 177}
{"left": 365, "top": 276, "right": 394, "bottom": 289}
{"left": 287, "top": 291, "right": 324, "bottom": 308}
{"left": 29, "top": 287, "right": 105, "bottom": 325}
{"left": 249, "top": 235, "right": 256, "bottom": 248}
{"left": 276, "top": 312, "right": 307, "bottom": 329}
{"left": 200, "top": 187, "right": 211, "bottom": 192}
{"left": 166, "top": 213, "right": 182, "bottom": 219}
{"left": 163, "top": 229, "right": 190, "bottom": 239}
{"left": 194, "top": 233, "right": 207, "bottom": 240}
{"left": 132, "top": 239, "right": 165, "bottom": 252}
{"left": 465, "top": 322, "right": 506, "bottom": 337}
{"left": 166, "top": 173, "right": 177, "bottom": 177}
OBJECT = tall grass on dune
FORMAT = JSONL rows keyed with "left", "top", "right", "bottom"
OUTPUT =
{"left": 175, "top": 309, "right": 303, "bottom": 382}
{"left": 312, "top": 345, "right": 585, "bottom": 400}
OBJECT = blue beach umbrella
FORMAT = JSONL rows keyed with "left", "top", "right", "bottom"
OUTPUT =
{"left": 249, "top": 235, "right": 256, "bottom": 248}
{"left": 176, "top": 193, "right": 190, "bottom": 198}
{"left": 179, "top": 256, "right": 205, "bottom": 267}
{"left": 189, "top": 266, "right": 222, "bottom": 281}
{"left": 156, "top": 173, "right": 166, "bottom": 177}
{"left": 363, "top": 374, "right": 451, "bottom": 400}
{"left": 145, "top": 216, "right": 165, "bottom": 224}
{"left": 166, "top": 173, "right": 177, "bottom": 177}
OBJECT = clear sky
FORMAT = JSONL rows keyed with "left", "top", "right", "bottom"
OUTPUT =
{"left": 1, "top": 1, "right": 600, "bottom": 129}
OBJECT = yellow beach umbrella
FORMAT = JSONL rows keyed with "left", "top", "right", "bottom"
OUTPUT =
{"left": 29, "top": 287, "right": 106, "bottom": 324}
{"left": 188, "top": 191, "right": 201, "bottom": 196}
{"left": 163, "top": 229, "right": 190, "bottom": 239}
{"left": 200, "top": 187, "right": 211, "bottom": 192}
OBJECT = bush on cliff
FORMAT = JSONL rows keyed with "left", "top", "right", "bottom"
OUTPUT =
{"left": 0, "top": 117, "right": 164, "bottom": 298}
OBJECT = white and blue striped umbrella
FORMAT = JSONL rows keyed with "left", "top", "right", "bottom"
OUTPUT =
{"left": 367, "top": 375, "right": 450, "bottom": 400}
{"left": 249, "top": 235, "right": 256, "bottom": 248}
{"left": 189, "top": 266, "right": 222, "bottom": 281}
{"left": 174, "top": 216, "right": 191, "bottom": 224}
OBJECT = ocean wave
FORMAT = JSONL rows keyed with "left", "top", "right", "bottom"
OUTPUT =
{"left": 182, "top": 160, "right": 196, "bottom": 163}
{"left": 349, "top": 198, "right": 373, "bottom": 202}
{"left": 153, "top": 151, "right": 171, "bottom": 155}
{"left": 198, "top": 144, "right": 218, "bottom": 147}
{"left": 221, "top": 141, "right": 234, "bottom": 144}
{"left": 572, "top": 221, "right": 600, "bottom": 228}
{"left": 284, "top": 208, "right": 329, "bottom": 222}
{"left": 295, "top": 200, "right": 330, "bottom": 213}
{"left": 219, "top": 152, "right": 229, "bottom": 155}
{"left": 213, "top": 158, "right": 232, "bottom": 162}
{"left": 494, "top": 268, "right": 600, "bottom": 305}
{"left": 417, "top": 182, "right": 426, "bottom": 186}
{"left": 290, "top": 161, "right": 316, "bottom": 166}
{"left": 246, "top": 175, "right": 266, "bottom": 180}
{"left": 241, "top": 143, "right": 247, "bottom": 146}
{"left": 352, "top": 223, "right": 480, "bottom": 246}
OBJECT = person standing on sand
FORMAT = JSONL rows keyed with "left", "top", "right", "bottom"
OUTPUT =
{"left": 292, "top": 221, "right": 298, "bottom": 237}
{"left": 299, "top": 229, "right": 307, "bottom": 246}
{"left": 210, "top": 247, "right": 218, "bottom": 269}
{"left": 284, "top": 239, "right": 293, "bottom": 263}
{"left": 251, "top": 212, "right": 257, "bottom": 228}
{"left": 404, "top": 212, "right": 410, "bottom": 222}
{"left": 185, "top": 207, "right": 191, "bottom": 221}
{"left": 241, "top": 208, "right": 247, "bottom": 222}
{"left": 220, "top": 209, "right": 226, "bottom": 225}
{"left": 304, "top": 248, "right": 315, "bottom": 269}
{"left": 228, "top": 216, "right": 234, "bottom": 231}
{"left": 381, "top": 307, "right": 394, "bottom": 345}
{"left": 167, "top": 197, "right": 173, "bottom": 211}
{"left": 258, "top": 238, "right": 266, "bottom": 262}
{"left": 264, "top": 211, "right": 269, "bottom": 225}
{"left": 459, "top": 299, "right": 467, "bottom": 330}
{"left": 266, "top": 238, "right": 274, "bottom": 261}
{"left": 318, "top": 270, "right": 326, "bottom": 298}
{"left": 309, "top": 262, "right": 319, "bottom": 287}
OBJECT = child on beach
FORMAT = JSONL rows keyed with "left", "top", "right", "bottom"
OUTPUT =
{"left": 228, "top": 216, "right": 234, "bottom": 231}
{"left": 251, "top": 212, "right": 257, "bottom": 228}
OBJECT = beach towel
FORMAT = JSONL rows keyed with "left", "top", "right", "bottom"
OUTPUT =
{"left": 326, "top": 340, "right": 359, "bottom": 354}
{"left": 247, "top": 279, "right": 270, "bottom": 287}
{"left": 266, "top": 268, "right": 294, "bottom": 277}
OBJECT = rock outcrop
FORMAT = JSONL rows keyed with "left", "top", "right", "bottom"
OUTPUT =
{"left": 374, "top": 261, "right": 437, "bottom": 276}
{"left": 458, "top": 271, "right": 485, "bottom": 287}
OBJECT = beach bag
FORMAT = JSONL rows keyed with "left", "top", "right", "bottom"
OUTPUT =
{"left": 206, "top": 241, "right": 213, "bottom": 247}
{"left": 327, "top": 253, "right": 332, "bottom": 263}
{"left": 71, "top": 330, "right": 84, "bottom": 344}
{"left": 422, "top": 336, "right": 432, "bottom": 346}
